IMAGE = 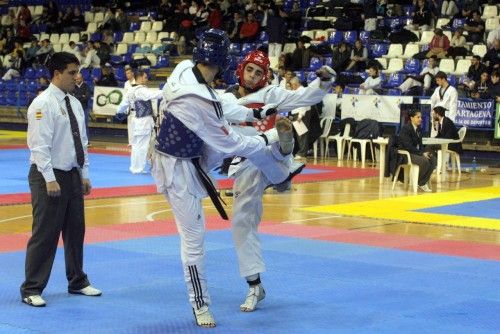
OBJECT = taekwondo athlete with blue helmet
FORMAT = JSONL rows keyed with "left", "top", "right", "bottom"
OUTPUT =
{"left": 150, "top": 29, "right": 295, "bottom": 328}
{"left": 116, "top": 69, "right": 163, "bottom": 174}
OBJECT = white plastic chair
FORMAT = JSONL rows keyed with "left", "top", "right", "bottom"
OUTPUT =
{"left": 472, "top": 44, "right": 487, "bottom": 58}
{"left": 312, "top": 117, "right": 334, "bottom": 159}
{"left": 439, "top": 58, "right": 455, "bottom": 74}
{"left": 482, "top": 5, "right": 498, "bottom": 19}
{"left": 418, "top": 31, "right": 434, "bottom": 45}
{"left": 325, "top": 123, "right": 351, "bottom": 160}
{"left": 452, "top": 59, "right": 471, "bottom": 76}
{"left": 151, "top": 21, "right": 163, "bottom": 32}
{"left": 383, "top": 58, "right": 404, "bottom": 74}
{"left": 392, "top": 150, "right": 419, "bottom": 193}
{"left": 140, "top": 21, "right": 152, "bottom": 32}
{"left": 445, "top": 127, "right": 467, "bottom": 175}
{"left": 346, "top": 137, "right": 376, "bottom": 167}
{"left": 382, "top": 44, "right": 403, "bottom": 58}
{"left": 401, "top": 43, "right": 420, "bottom": 59}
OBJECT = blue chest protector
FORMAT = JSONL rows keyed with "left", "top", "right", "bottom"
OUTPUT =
{"left": 155, "top": 112, "right": 204, "bottom": 158}
{"left": 134, "top": 100, "right": 154, "bottom": 118}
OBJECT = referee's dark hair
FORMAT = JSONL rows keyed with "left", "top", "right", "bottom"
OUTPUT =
{"left": 433, "top": 106, "right": 447, "bottom": 117}
{"left": 47, "top": 52, "right": 80, "bottom": 79}
{"left": 408, "top": 109, "right": 421, "bottom": 118}
{"left": 134, "top": 69, "right": 148, "bottom": 81}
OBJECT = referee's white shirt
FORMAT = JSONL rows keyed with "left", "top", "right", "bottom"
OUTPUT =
{"left": 27, "top": 83, "right": 89, "bottom": 183}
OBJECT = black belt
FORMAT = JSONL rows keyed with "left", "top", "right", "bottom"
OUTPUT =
{"left": 191, "top": 157, "right": 228, "bottom": 220}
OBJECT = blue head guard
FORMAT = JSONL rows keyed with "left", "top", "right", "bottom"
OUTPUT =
{"left": 192, "top": 29, "right": 231, "bottom": 72}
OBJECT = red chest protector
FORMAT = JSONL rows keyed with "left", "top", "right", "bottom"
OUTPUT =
{"left": 246, "top": 102, "right": 277, "bottom": 133}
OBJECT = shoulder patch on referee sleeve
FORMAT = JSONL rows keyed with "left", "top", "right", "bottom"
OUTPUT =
{"left": 35, "top": 110, "right": 43, "bottom": 120}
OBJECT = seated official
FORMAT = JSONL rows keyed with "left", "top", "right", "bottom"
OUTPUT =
{"left": 398, "top": 109, "right": 437, "bottom": 192}
{"left": 432, "top": 106, "right": 462, "bottom": 154}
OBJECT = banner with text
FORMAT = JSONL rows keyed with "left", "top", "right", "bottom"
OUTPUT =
{"left": 455, "top": 98, "right": 495, "bottom": 128}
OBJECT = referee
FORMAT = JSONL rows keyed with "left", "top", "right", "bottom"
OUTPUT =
{"left": 20, "top": 52, "right": 101, "bottom": 307}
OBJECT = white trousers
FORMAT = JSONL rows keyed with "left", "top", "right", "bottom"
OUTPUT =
{"left": 399, "top": 74, "right": 432, "bottom": 93}
{"left": 130, "top": 132, "right": 151, "bottom": 173}
{"left": 153, "top": 142, "right": 290, "bottom": 309}
{"left": 268, "top": 43, "right": 283, "bottom": 58}
{"left": 127, "top": 114, "right": 134, "bottom": 145}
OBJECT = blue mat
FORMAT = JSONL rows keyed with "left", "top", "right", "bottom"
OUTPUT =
{"left": 0, "top": 149, "right": 324, "bottom": 195}
{"left": 416, "top": 198, "right": 500, "bottom": 220}
{"left": 0, "top": 231, "right": 499, "bottom": 333}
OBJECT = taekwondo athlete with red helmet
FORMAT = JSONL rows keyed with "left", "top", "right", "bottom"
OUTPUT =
{"left": 219, "top": 50, "right": 336, "bottom": 312}
{"left": 151, "top": 29, "right": 295, "bottom": 328}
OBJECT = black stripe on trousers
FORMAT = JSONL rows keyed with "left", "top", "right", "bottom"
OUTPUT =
{"left": 188, "top": 265, "right": 203, "bottom": 309}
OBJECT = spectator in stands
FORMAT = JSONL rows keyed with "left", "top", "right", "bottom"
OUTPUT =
{"left": 66, "top": 41, "right": 81, "bottom": 62}
{"left": 426, "top": 28, "right": 450, "bottom": 58}
{"left": 81, "top": 41, "right": 100, "bottom": 69}
{"left": 25, "top": 37, "right": 39, "bottom": 67}
{"left": 35, "top": 39, "right": 53, "bottom": 66}
{"left": 239, "top": 12, "right": 260, "bottom": 42}
{"left": 17, "top": 4, "right": 32, "bottom": 25}
{"left": 72, "top": 72, "right": 91, "bottom": 134}
{"left": 207, "top": 3, "right": 223, "bottom": 29}
{"left": 2, "top": 49, "right": 25, "bottom": 80}
{"left": 346, "top": 39, "right": 368, "bottom": 72}
{"left": 266, "top": 9, "right": 286, "bottom": 58}
{"left": 2, "top": 8, "right": 16, "bottom": 28}
{"left": 359, "top": 65, "right": 382, "bottom": 95}
{"left": 46, "top": 0, "right": 59, "bottom": 30}
{"left": 60, "top": 7, "right": 74, "bottom": 32}
{"left": 283, "top": 1, "right": 302, "bottom": 30}
{"left": 441, "top": 0, "right": 458, "bottom": 17}
{"left": 483, "top": 39, "right": 500, "bottom": 72}
{"left": 399, "top": 55, "right": 440, "bottom": 96}
{"left": 16, "top": 19, "right": 31, "bottom": 42}
{"left": 431, "top": 71, "right": 458, "bottom": 121}
{"left": 193, "top": 2, "right": 209, "bottom": 29}
{"left": 3, "top": 29, "right": 16, "bottom": 56}
{"left": 398, "top": 109, "right": 436, "bottom": 192}
{"left": 291, "top": 37, "right": 315, "bottom": 70}
{"left": 470, "top": 71, "right": 491, "bottom": 99}
{"left": 462, "top": 0, "right": 480, "bottom": 17}
{"left": 94, "top": 40, "right": 112, "bottom": 66}
{"left": 95, "top": 65, "right": 117, "bottom": 87}
{"left": 228, "top": 11, "right": 244, "bottom": 42}
{"left": 331, "top": 42, "right": 351, "bottom": 74}
{"left": 410, "top": 0, "right": 432, "bottom": 31}
{"left": 10, "top": 40, "right": 25, "bottom": 58}
{"left": 65, "top": 7, "right": 85, "bottom": 33}
{"left": 462, "top": 56, "right": 487, "bottom": 92}
{"left": 0, "top": 32, "right": 8, "bottom": 56}
{"left": 280, "top": 69, "right": 295, "bottom": 89}
{"left": 487, "top": 70, "right": 500, "bottom": 102}
{"left": 99, "top": 8, "right": 115, "bottom": 31}
{"left": 446, "top": 28, "right": 468, "bottom": 58}
{"left": 115, "top": 8, "right": 129, "bottom": 32}
{"left": 333, "top": 83, "right": 344, "bottom": 119}
{"left": 463, "top": 11, "right": 484, "bottom": 44}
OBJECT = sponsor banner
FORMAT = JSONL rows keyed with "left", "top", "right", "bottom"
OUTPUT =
{"left": 92, "top": 86, "right": 125, "bottom": 116}
{"left": 455, "top": 98, "right": 495, "bottom": 128}
{"left": 340, "top": 94, "right": 413, "bottom": 123}
{"left": 495, "top": 103, "right": 500, "bottom": 139}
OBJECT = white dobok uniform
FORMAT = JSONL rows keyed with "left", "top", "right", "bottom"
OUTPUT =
{"left": 117, "top": 85, "right": 163, "bottom": 173}
{"left": 124, "top": 79, "right": 136, "bottom": 145}
{"left": 151, "top": 60, "right": 290, "bottom": 309}
{"left": 219, "top": 77, "right": 332, "bottom": 278}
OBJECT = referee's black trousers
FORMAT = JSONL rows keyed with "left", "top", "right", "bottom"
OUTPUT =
{"left": 20, "top": 165, "right": 90, "bottom": 298}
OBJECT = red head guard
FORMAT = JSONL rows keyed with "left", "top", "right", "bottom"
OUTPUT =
{"left": 236, "top": 50, "right": 270, "bottom": 90}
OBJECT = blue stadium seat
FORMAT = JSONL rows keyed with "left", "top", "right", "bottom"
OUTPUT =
{"left": 19, "top": 80, "right": 28, "bottom": 93}
{"left": 24, "top": 67, "right": 36, "bottom": 80}
{"left": 241, "top": 43, "right": 256, "bottom": 56}
{"left": 387, "top": 88, "right": 402, "bottom": 96}
{"left": 129, "top": 22, "right": 140, "bottom": 31}
{"left": 403, "top": 58, "right": 420, "bottom": 74}
{"left": 80, "top": 68, "right": 91, "bottom": 82}
{"left": 452, "top": 18, "right": 466, "bottom": 30}
{"left": 448, "top": 75, "right": 457, "bottom": 87}
{"left": 359, "top": 31, "right": 370, "bottom": 45}
{"left": 228, "top": 43, "right": 241, "bottom": 56}
{"left": 90, "top": 32, "right": 102, "bottom": 42}
{"left": 113, "top": 32, "right": 123, "bottom": 43}
{"left": 370, "top": 43, "right": 389, "bottom": 58}
{"left": 27, "top": 80, "right": 39, "bottom": 93}
{"left": 114, "top": 67, "right": 126, "bottom": 82}
{"left": 6, "top": 91, "right": 18, "bottom": 106}
{"left": 152, "top": 55, "right": 169, "bottom": 68}
{"left": 384, "top": 73, "right": 405, "bottom": 88}
{"left": 343, "top": 31, "right": 357, "bottom": 45}
{"left": 0, "top": 81, "right": 4, "bottom": 92}
{"left": 258, "top": 31, "right": 269, "bottom": 44}
{"left": 36, "top": 67, "right": 50, "bottom": 79}
{"left": 294, "top": 71, "right": 305, "bottom": 82}
{"left": 91, "top": 68, "right": 102, "bottom": 81}
{"left": 328, "top": 31, "right": 343, "bottom": 45}
{"left": 323, "top": 57, "right": 332, "bottom": 67}
{"left": 308, "top": 57, "right": 322, "bottom": 71}
{"left": 0, "top": 94, "right": 6, "bottom": 106}
{"left": 306, "top": 71, "right": 318, "bottom": 83}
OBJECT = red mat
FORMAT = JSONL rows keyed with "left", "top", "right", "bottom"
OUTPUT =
{"left": 0, "top": 165, "right": 378, "bottom": 206}
{"left": 2, "top": 218, "right": 499, "bottom": 261}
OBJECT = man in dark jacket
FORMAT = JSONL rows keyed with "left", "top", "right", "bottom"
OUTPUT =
{"left": 432, "top": 106, "right": 462, "bottom": 154}
{"left": 398, "top": 109, "right": 437, "bottom": 192}
{"left": 72, "top": 72, "right": 91, "bottom": 136}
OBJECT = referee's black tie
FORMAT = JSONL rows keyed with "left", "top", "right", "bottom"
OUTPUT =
{"left": 64, "top": 95, "right": 85, "bottom": 168}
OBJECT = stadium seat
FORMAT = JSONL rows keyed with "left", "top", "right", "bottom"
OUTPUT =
{"left": 86, "top": 22, "right": 97, "bottom": 34}
{"left": 418, "top": 31, "right": 434, "bottom": 45}
{"left": 113, "top": 32, "right": 124, "bottom": 42}
{"left": 115, "top": 43, "right": 128, "bottom": 55}
{"left": 122, "top": 32, "right": 134, "bottom": 44}
{"left": 482, "top": 5, "right": 498, "bottom": 19}
{"left": 294, "top": 71, "right": 305, "bottom": 82}
{"left": 69, "top": 33, "right": 80, "bottom": 43}
{"left": 384, "top": 73, "right": 405, "bottom": 88}
{"left": 443, "top": 30, "right": 452, "bottom": 41}
{"left": 283, "top": 43, "right": 296, "bottom": 53}
{"left": 84, "top": 11, "right": 93, "bottom": 23}
{"left": 452, "top": 59, "right": 471, "bottom": 76}
{"left": 241, "top": 43, "right": 256, "bottom": 55}
{"left": 91, "top": 68, "right": 102, "bottom": 81}
{"left": 53, "top": 44, "right": 62, "bottom": 52}
{"left": 343, "top": 31, "right": 357, "bottom": 45}
{"left": 435, "top": 18, "right": 449, "bottom": 29}
{"left": 314, "top": 30, "right": 328, "bottom": 41}
{"left": 309, "top": 57, "right": 322, "bottom": 71}
{"left": 228, "top": 43, "right": 241, "bottom": 56}
{"left": 24, "top": 68, "right": 36, "bottom": 80}
{"left": 485, "top": 18, "right": 499, "bottom": 32}
{"left": 471, "top": 44, "right": 487, "bottom": 57}
{"left": 448, "top": 75, "right": 457, "bottom": 87}
{"left": 401, "top": 43, "right": 420, "bottom": 59}
{"left": 375, "top": 57, "right": 387, "bottom": 70}
{"left": 151, "top": 21, "right": 163, "bottom": 32}
{"left": 93, "top": 12, "right": 104, "bottom": 22}
{"left": 328, "top": 31, "right": 342, "bottom": 45}
{"left": 387, "top": 88, "right": 402, "bottom": 96}
{"left": 402, "top": 58, "right": 420, "bottom": 74}
{"left": 129, "top": 22, "right": 140, "bottom": 31}
{"left": 324, "top": 57, "right": 332, "bottom": 67}
{"left": 158, "top": 32, "right": 171, "bottom": 41}
{"left": 301, "top": 30, "right": 315, "bottom": 40}
{"left": 439, "top": 58, "right": 455, "bottom": 73}
{"left": 115, "top": 67, "right": 126, "bottom": 81}
{"left": 134, "top": 31, "right": 146, "bottom": 44}
{"left": 80, "top": 68, "right": 91, "bottom": 81}
{"left": 452, "top": 18, "right": 466, "bottom": 30}
{"left": 146, "top": 31, "right": 157, "bottom": 44}
{"left": 382, "top": 44, "right": 403, "bottom": 58}
{"left": 58, "top": 33, "right": 69, "bottom": 44}
{"left": 140, "top": 21, "right": 152, "bottom": 32}
{"left": 371, "top": 43, "right": 389, "bottom": 58}
{"left": 383, "top": 58, "right": 404, "bottom": 73}
{"left": 359, "top": 31, "right": 370, "bottom": 45}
